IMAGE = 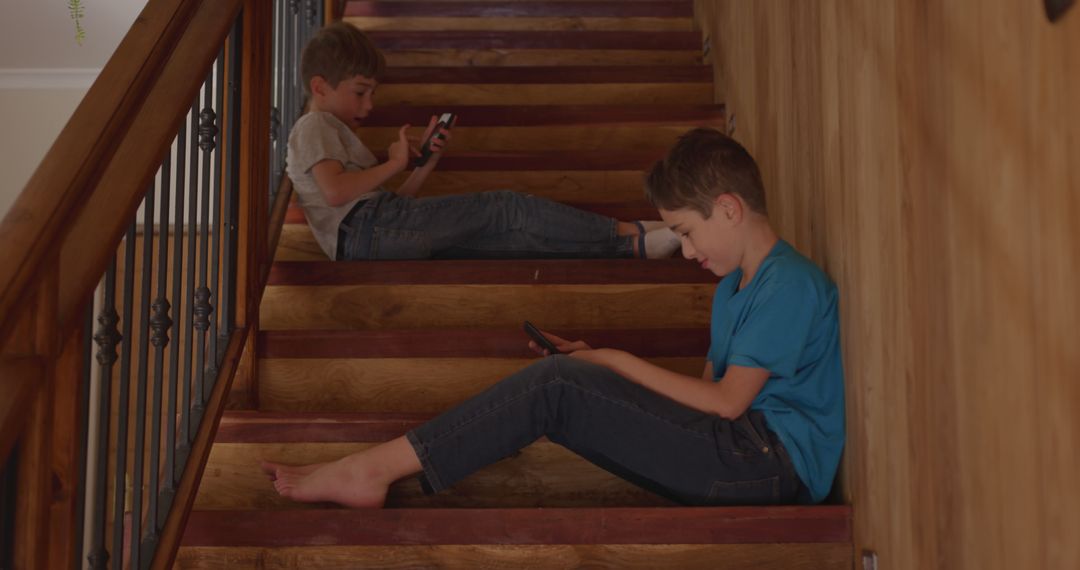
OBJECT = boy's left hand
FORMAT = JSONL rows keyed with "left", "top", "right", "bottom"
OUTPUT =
{"left": 527, "top": 330, "right": 594, "bottom": 356}
{"left": 410, "top": 115, "right": 454, "bottom": 160}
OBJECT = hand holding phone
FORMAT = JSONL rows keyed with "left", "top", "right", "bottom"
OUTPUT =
{"left": 412, "top": 112, "right": 456, "bottom": 168}
{"left": 523, "top": 321, "right": 560, "bottom": 355}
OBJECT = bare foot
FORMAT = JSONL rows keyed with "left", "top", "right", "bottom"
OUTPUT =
{"left": 271, "top": 456, "right": 390, "bottom": 508}
{"left": 260, "top": 460, "right": 327, "bottom": 481}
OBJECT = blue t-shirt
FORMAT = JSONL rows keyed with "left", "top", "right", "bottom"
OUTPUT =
{"left": 706, "top": 239, "right": 845, "bottom": 503}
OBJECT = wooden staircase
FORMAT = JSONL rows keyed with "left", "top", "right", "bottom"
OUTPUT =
{"left": 175, "top": 2, "right": 852, "bottom": 568}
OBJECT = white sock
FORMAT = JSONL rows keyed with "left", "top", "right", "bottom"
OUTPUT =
{"left": 636, "top": 220, "right": 669, "bottom": 232}
{"left": 644, "top": 227, "right": 681, "bottom": 259}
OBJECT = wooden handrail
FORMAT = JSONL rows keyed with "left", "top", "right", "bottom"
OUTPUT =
{"left": 1, "top": 0, "right": 198, "bottom": 345}
{"left": 0, "top": 0, "right": 241, "bottom": 469}
{"left": 0, "top": 0, "right": 274, "bottom": 566}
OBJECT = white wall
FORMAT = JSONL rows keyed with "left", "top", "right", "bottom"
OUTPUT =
{"left": 0, "top": 89, "right": 86, "bottom": 217}
{"left": 0, "top": 0, "right": 144, "bottom": 220}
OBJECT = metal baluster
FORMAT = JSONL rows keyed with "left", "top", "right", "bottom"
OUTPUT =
{"left": 207, "top": 50, "right": 225, "bottom": 391}
{"left": 285, "top": 0, "right": 297, "bottom": 148}
{"left": 178, "top": 98, "right": 200, "bottom": 468}
{"left": 74, "top": 304, "right": 93, "bottom": 570}
{"left": 164, "top": 112, "right": 187, "bottom": 510}
{"left": 195, "top": 72, "right": 217, "bottom": 414}
{"left": 221, "top": 20, "right": 243, "bottom": 347}
{"left": 88, "top": 258, "right": 120, "bottom": 570}
{"left": 129, "top": 183, "right": 156, "bottom": 569}
{"left": 143, "top": 148, "right": 173, "bottom": 559}
{"left": 110, "top": 221, "right": 137, "bottom": 570}
{"left": 270, "top": 0, "right": 283, "bottom": 195}
{"left": 1, "top": 450, "right": 17, "bottom": 570}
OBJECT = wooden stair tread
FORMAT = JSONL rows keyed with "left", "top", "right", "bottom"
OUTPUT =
{"left": 268, "top": 258, "right": 713, "bottom": 286}
{"left": 366, "top": 30, "right": 700, "bottom": 50}
{"left": 255, "top": 356, "right": 702, "bottom": 413}
{"left": 382, "top": 65, "right": 711, "bottom": 84}
{"left": 258, "top": 328, "right": 708, "bottom": 358}
{"left": 217, "top": 412, "right": 431, "bottom": 443}
{"left": 346, "top": 1, "right": 693, "bottom": 18}
{"left": 181, "top": 506, "right": 852, "bottom": 547}
{"left": 363, "top": 104, "right": 724, "bottom": 126}
{"left": 372, "top": 150, "right": 667, "bottom": 170}
{"left": 285, "top": 201, "right": 661, "bottom": 224}
{"left": 176, "top": 544, "right": 851, "bottom": 569}
{"left": 200, "top": 440, "right": 671, "bottom": 509}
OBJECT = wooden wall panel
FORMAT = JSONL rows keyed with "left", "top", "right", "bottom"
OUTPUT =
{"left": 698, "top": 1, "right": 1080, "bottom": 568}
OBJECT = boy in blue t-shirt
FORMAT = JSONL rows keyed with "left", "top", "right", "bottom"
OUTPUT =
{"left": 262, "top": 128, "right": 845, "bottom": 507}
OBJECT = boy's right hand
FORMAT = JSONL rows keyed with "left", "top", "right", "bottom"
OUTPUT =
{"left": 528, "top": 331, "right": 593, "bottom": 356}
{"left": 387, "top": 124, "right": 414, "bottom": 170}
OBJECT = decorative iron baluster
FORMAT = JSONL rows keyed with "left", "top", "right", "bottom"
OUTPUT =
{"left": 164, "top": 111, "right": 188, "bottom": 508}
{"left": 143, "top": 148, "right": 174, "bottom": 558}
{"left": 221, "top": 21, "right": 243, "bottom": 351}
{"left": 74, "top": 303, "right": 93, "bottom": 570}
{"left": 110, "top": 221, "right": 137, "bottom": 570}
{"left": 88, "top": 259, "right": 120, "bottom": 570}
{"left": 194, "top": 73, "right": 217, "bottom": 420}
{"left": 206, "top": 49, "right": 226, "bottom": 392}
{"left": 129, "top": 182, "right": 156, "bottom": 569}
{"left": 1, "top": 450, "right": 16, "bottom": 570}
{"left": 178, "top": 98, "right": 200, "bottom": 469}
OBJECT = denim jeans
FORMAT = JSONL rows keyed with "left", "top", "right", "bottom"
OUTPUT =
{"left": 406, "top": 355, "right": 809, "bottom": 506}
{"left": 338, "top": 191, "right": 636, "bottom": 260}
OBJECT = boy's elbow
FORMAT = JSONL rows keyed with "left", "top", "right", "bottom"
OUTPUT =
{"left": 321, "top": 186, "right": 349, "bottom": 208}
{"left": 710, "top": 398, "right": 750, "bottom": 420}
{"left": 713, "top": 404, "right": 741, "bottom": 420}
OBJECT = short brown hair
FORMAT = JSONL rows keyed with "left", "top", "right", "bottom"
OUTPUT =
{"left": 644, "top": 128, "right": 767, "bottom": 218}
{"left": 301, "top": 22, "right": 385, "bottom": 95}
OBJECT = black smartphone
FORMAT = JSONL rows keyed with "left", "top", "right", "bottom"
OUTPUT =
{"left": 412, "top": 112, "right": 456, "bottom": 168}
{"left": 523, "top": 321, "right": 560, "bottom": 355}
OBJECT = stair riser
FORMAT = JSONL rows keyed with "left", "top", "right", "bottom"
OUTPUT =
{"left": 196, "top": 442, "right": 671, "bottom": 509}
{"left": 176, "top": 544, "right": 852, "bottom": 570}
{"left": 385, "top": 50, "right": 703, "bottom": 67}
{"left": 259, "top": 284, "right": 713, "bottom": 330}
{"left": 258, "top": 357, "right": 702, "bottom": 412}
{"left": 345, "top": 2, "right": 693, "bottom": 19}
{"left": 355, "top": 125, "right": 714, "bottom": 151}
{"left": 375, "top": 83, "right": 712, "bottom": 105}
{"left": 349, "top": 16, "right": 694, "bottom": 32}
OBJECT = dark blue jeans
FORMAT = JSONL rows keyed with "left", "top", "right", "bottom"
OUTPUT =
{"left": 338, "top": 190, "right": 636, "bottom": 260}
{"left": 406, "top": 355, "right": 809, "bottom": 505}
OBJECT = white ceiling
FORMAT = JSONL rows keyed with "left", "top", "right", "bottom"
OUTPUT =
{"left": 0, "top": 0, "right": 146, "bottom": 71}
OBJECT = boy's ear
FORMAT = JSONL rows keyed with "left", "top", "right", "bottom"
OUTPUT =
{"left": 714, "top": 194, "right": 741, "bottom": 221}
{"left": 309, "top": 75, "right": 328, "bottom": 97}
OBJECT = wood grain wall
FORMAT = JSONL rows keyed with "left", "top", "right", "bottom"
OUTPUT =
{"left": 694, "top": 1, "right": 1080, "bottom": 568}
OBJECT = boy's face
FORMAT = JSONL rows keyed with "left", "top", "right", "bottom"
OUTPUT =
{"left": 659, "top": 195, "right": 744, "bottom": 277}
{"left": 313, "top": 74, "right": 377, "bottom": 128}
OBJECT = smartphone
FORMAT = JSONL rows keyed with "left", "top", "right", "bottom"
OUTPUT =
{"left": 523, "top": 321, "right": 561, "bottom": 355}
{"left": 412, "top": 112, "right": 456, "bottom": 168}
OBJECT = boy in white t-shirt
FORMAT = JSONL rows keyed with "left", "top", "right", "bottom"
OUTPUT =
{"left": 286, "top": 22, "right": 679, "bottom": 261}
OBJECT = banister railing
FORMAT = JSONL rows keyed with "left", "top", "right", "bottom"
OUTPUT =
{"left": 0, "top": 0, "right": 323, "bottom": 568}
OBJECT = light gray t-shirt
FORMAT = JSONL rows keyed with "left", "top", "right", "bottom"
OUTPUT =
{"left": 286, "top": 111, "right": 382, "bottom": 259}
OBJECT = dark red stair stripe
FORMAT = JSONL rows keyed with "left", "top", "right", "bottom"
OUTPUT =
{"left": 382, "top": 65, "right": 712, "bottom": 84}
{"left": 258, "top": 328, "right": 709, "bottom": 359}
{"left": 182, "top": 507, "right": 852, "bottom": 546}
{"left": 217, "top": 412, "right": 432, "bottom": 443}
{"left": 367, "top": 31, "right": 701, "bottom": 51}
{"left": 371, "top": 150, "right": 667, "bottom": 171}
{"left": 364, "top": 104, "right": 725, "bottom": 126}
{"left": 267, "top": 259, "right": 712, "bottom": 286}
{"left": 286, "top": 202, "right": 662, "bottom": 225}
{"left": 346, "top": 1, "right": 693, "bottom": 18}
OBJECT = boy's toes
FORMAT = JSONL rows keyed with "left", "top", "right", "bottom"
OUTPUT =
{"left": 260, "top": 460, "right": 281, "bottom": 479}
